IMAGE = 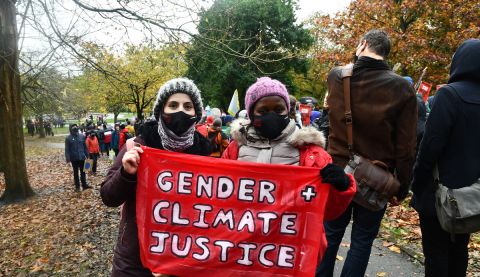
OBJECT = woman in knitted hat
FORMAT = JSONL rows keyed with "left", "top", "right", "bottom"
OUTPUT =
{"left": 100, "top": 78, "right": 212, "bottom": 277}
{"left": 222, "top": 77, "right": 356, "bottom": 264}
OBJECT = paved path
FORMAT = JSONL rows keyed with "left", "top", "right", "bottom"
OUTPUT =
{"left": 331, "top": 224, "right": 424, "bottom": 277}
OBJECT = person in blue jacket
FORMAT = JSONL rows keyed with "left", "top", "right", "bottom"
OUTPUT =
{"left": 111, "top": 123, "right": 121, "bottom": 157}
{"left": 65, "top": 124, "right": 91, "bottom": 191}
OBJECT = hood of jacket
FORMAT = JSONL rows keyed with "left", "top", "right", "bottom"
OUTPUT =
{"left": 230, "top": 118, "right": 326, "bottom": 149}
{"left": 448, "top": 39, "right": 480, "bottom": 104}
{"left": 449, "top": 39, "right": 480, "bottom": 84}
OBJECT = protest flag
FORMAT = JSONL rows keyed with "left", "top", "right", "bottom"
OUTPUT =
{"left": 228, "top": 89, "right": 240, "bottom": 116}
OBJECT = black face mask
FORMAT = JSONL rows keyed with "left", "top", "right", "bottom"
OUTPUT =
{"left": 252, "top": 112, "right": 290, "bottom": 139}
{"left": 162, "top": 111, "right": 197, "bottom": 136}
{"left": 71, "top": 127, "right": 79, "bottom": 134}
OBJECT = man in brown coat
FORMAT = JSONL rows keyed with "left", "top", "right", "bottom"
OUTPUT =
{"left": 316, "top": 30, "right": 417, "bottom": 277}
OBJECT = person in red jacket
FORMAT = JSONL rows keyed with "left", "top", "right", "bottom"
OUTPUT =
{"left": 118, "top": 124, "right": 130, "bottom": 150}
{"left": 85, "top": 131, "right": 101, "bottom": 174}
{"left": 222, "top": 77, "right": 356, "bottom": 264}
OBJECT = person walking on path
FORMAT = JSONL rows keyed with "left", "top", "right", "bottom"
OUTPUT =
{"left": 96, "top": 124, "right": 106, "bottom": 157}
{"left": 118, "top": 124, "right": 130, "bottom": 150}
{"left": 222, "top": 76, "right": 356, "bottom": 265}
{"left": 411, "top": 39, "right": 480, "bottom": 277}
{"left": 86, "top": 131, "right": 101, "bottom": 174}
{"left": 103, "top": 124, "right": 112, "bottom": 157}
{"left": 100, "top": 78, "right": 212, "bottom": 277}
{"left": 65, "top": 124, "right": 91, "bottom": 191}
{"left": 316, "top": 29, "right": 418, "bottom": 277}
{"left": 111, "top": 123, "right": 121, "bottom": 157}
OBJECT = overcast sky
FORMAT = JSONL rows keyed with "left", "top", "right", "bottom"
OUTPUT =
{"left": 21, "top": 0, "right": 352, "bottom": 56}
{"left": 297, "top": 0, "right": 351, "bottom": 20}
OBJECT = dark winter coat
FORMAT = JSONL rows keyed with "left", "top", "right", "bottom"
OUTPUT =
{"left": 100, "top": 121, "right": 212, "bottom": 277}
{"left": 65, "top": 133, "right": 88, "bottom": 162}
{"left": 416, "top": 94, "right": 427, "bottom": 151}
{"left": 411, "top": 39, "right": 480, "bottom": 216}
{"left": 327, "top": 57, "right": 418, "bottom": 198}
{"left": 111, "top": 130, "right": 121, "bottom": 150}
{"left": 312, "top": 109, "right": 330, "bottom": 148}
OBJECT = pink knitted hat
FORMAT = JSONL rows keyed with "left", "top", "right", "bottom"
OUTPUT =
{"left": 245, "top": 77, "right": 290, "bottom": 117}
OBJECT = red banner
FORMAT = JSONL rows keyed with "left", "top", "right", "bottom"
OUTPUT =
{"left": 136, "top": 147, "right": 330, "bottom": 277}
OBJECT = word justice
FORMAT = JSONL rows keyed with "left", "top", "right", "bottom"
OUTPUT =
{"left": 150, "top": 232, "right": 296, "bottom": 268}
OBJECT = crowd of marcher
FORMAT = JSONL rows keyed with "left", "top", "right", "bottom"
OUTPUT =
{"left": 25, "top": 118, "right": 64, "bottom": 137}
{"left": 64, "top": 116, "right": 138, "bottom": 191}
{"left": 60, "top": 29, "right": 480, "bottom": 277}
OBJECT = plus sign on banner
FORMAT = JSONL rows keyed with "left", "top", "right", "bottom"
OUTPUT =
{"left": 136, "top": 147, "right": 332, "bottom": 277}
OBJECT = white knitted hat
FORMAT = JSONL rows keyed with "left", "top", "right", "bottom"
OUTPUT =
{"left": 152, "top": 78, "right": 203, "bottom": 121}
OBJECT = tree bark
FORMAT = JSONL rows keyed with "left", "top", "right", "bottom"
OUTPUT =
{"left": 36, "top": 115, "right": 46, "bottom": 138}
{"left": 113, "top": 112, "right": 119, "bottom": 123}
{"left": 136, "top": 106, "right": 144, "bottom": 121}
{"left": 0, "top": 0, "right": 34, "bottom": 203}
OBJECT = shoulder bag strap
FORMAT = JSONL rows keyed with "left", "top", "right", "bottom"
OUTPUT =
{"left": 341, "top": 64, "right": 354, "bottom": 156}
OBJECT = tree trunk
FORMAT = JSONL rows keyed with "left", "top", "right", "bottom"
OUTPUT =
{"left": 113, "top": 112, "right": 119, "bottom": 124}
{"left": 36, "top": 115, "right": 45, "bottom": 138}
{"left": 136, "top": 107, "right": 144, "bottom": 121}
{"left": 0, "top": 0, "right": 34, "bottom": 203}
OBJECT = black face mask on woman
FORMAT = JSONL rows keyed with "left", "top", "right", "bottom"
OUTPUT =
{"left": 252, "top": 112, "right": 290, "bottom": 139}
{"left": 162, "top": 111, "right": 197, "bottom": 136}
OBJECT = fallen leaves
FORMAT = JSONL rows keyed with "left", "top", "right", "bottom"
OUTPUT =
{"left": 381, "top": 197, "right": 480, "bottom": 275}
{"left": 388, "top": 245, "right": 401, "bottom": 254}
{"left": 0, "top": 142, "right": 118, "bottom": 276}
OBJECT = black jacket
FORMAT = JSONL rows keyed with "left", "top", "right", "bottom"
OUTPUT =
{"left": 100, "top": 121, "right": 212, "bottom": 277}
{"left": 416, "top": 94, "right": 427, "bottom": 151}
{"left": 411, "top": 39, "right": 480, "bottom": 216}
{"left": 65, "top": 132, "right": 88, "bottom": 162}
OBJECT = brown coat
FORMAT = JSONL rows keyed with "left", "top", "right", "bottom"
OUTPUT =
{"left": 327, "top": 57, "right": 417, "bottom": 197}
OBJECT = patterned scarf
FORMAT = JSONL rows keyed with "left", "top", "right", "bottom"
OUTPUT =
{"left": 157, "top": 118, "right": 195, "bottom": 152}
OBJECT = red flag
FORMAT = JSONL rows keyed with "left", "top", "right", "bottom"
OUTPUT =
{"left": 299, "top": 104, "right": 312, "bottom": 126}
{"left": 136, "top": 147, "right": 331, "bottom": 277}
{"left": 418, "top": 82, "right": 433, "bottom": 102}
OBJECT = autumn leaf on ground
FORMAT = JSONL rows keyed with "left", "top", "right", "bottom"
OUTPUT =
{"left": 336, "top": 255, "right": 344, "bottom": 261}
{"left": 382, "top": 241, "right": 394, "bottom": 248}
{"left": 388, "top": 245, "right": 401, "bottom": 254}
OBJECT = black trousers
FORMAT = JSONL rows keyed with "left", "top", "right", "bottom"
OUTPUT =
{"left": 71, "top": 160, "right": 87, "bottom": 188}
{"left": 419, "top": 214, "right": 470, "bottom": 277}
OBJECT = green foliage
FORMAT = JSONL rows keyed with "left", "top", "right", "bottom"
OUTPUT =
{"left": 186, "top": 0, "right": 313, "bottom": 109}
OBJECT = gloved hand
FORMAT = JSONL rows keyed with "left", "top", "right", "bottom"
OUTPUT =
{"left": 320, "top": 163, "right": 350, "bottom": 191}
